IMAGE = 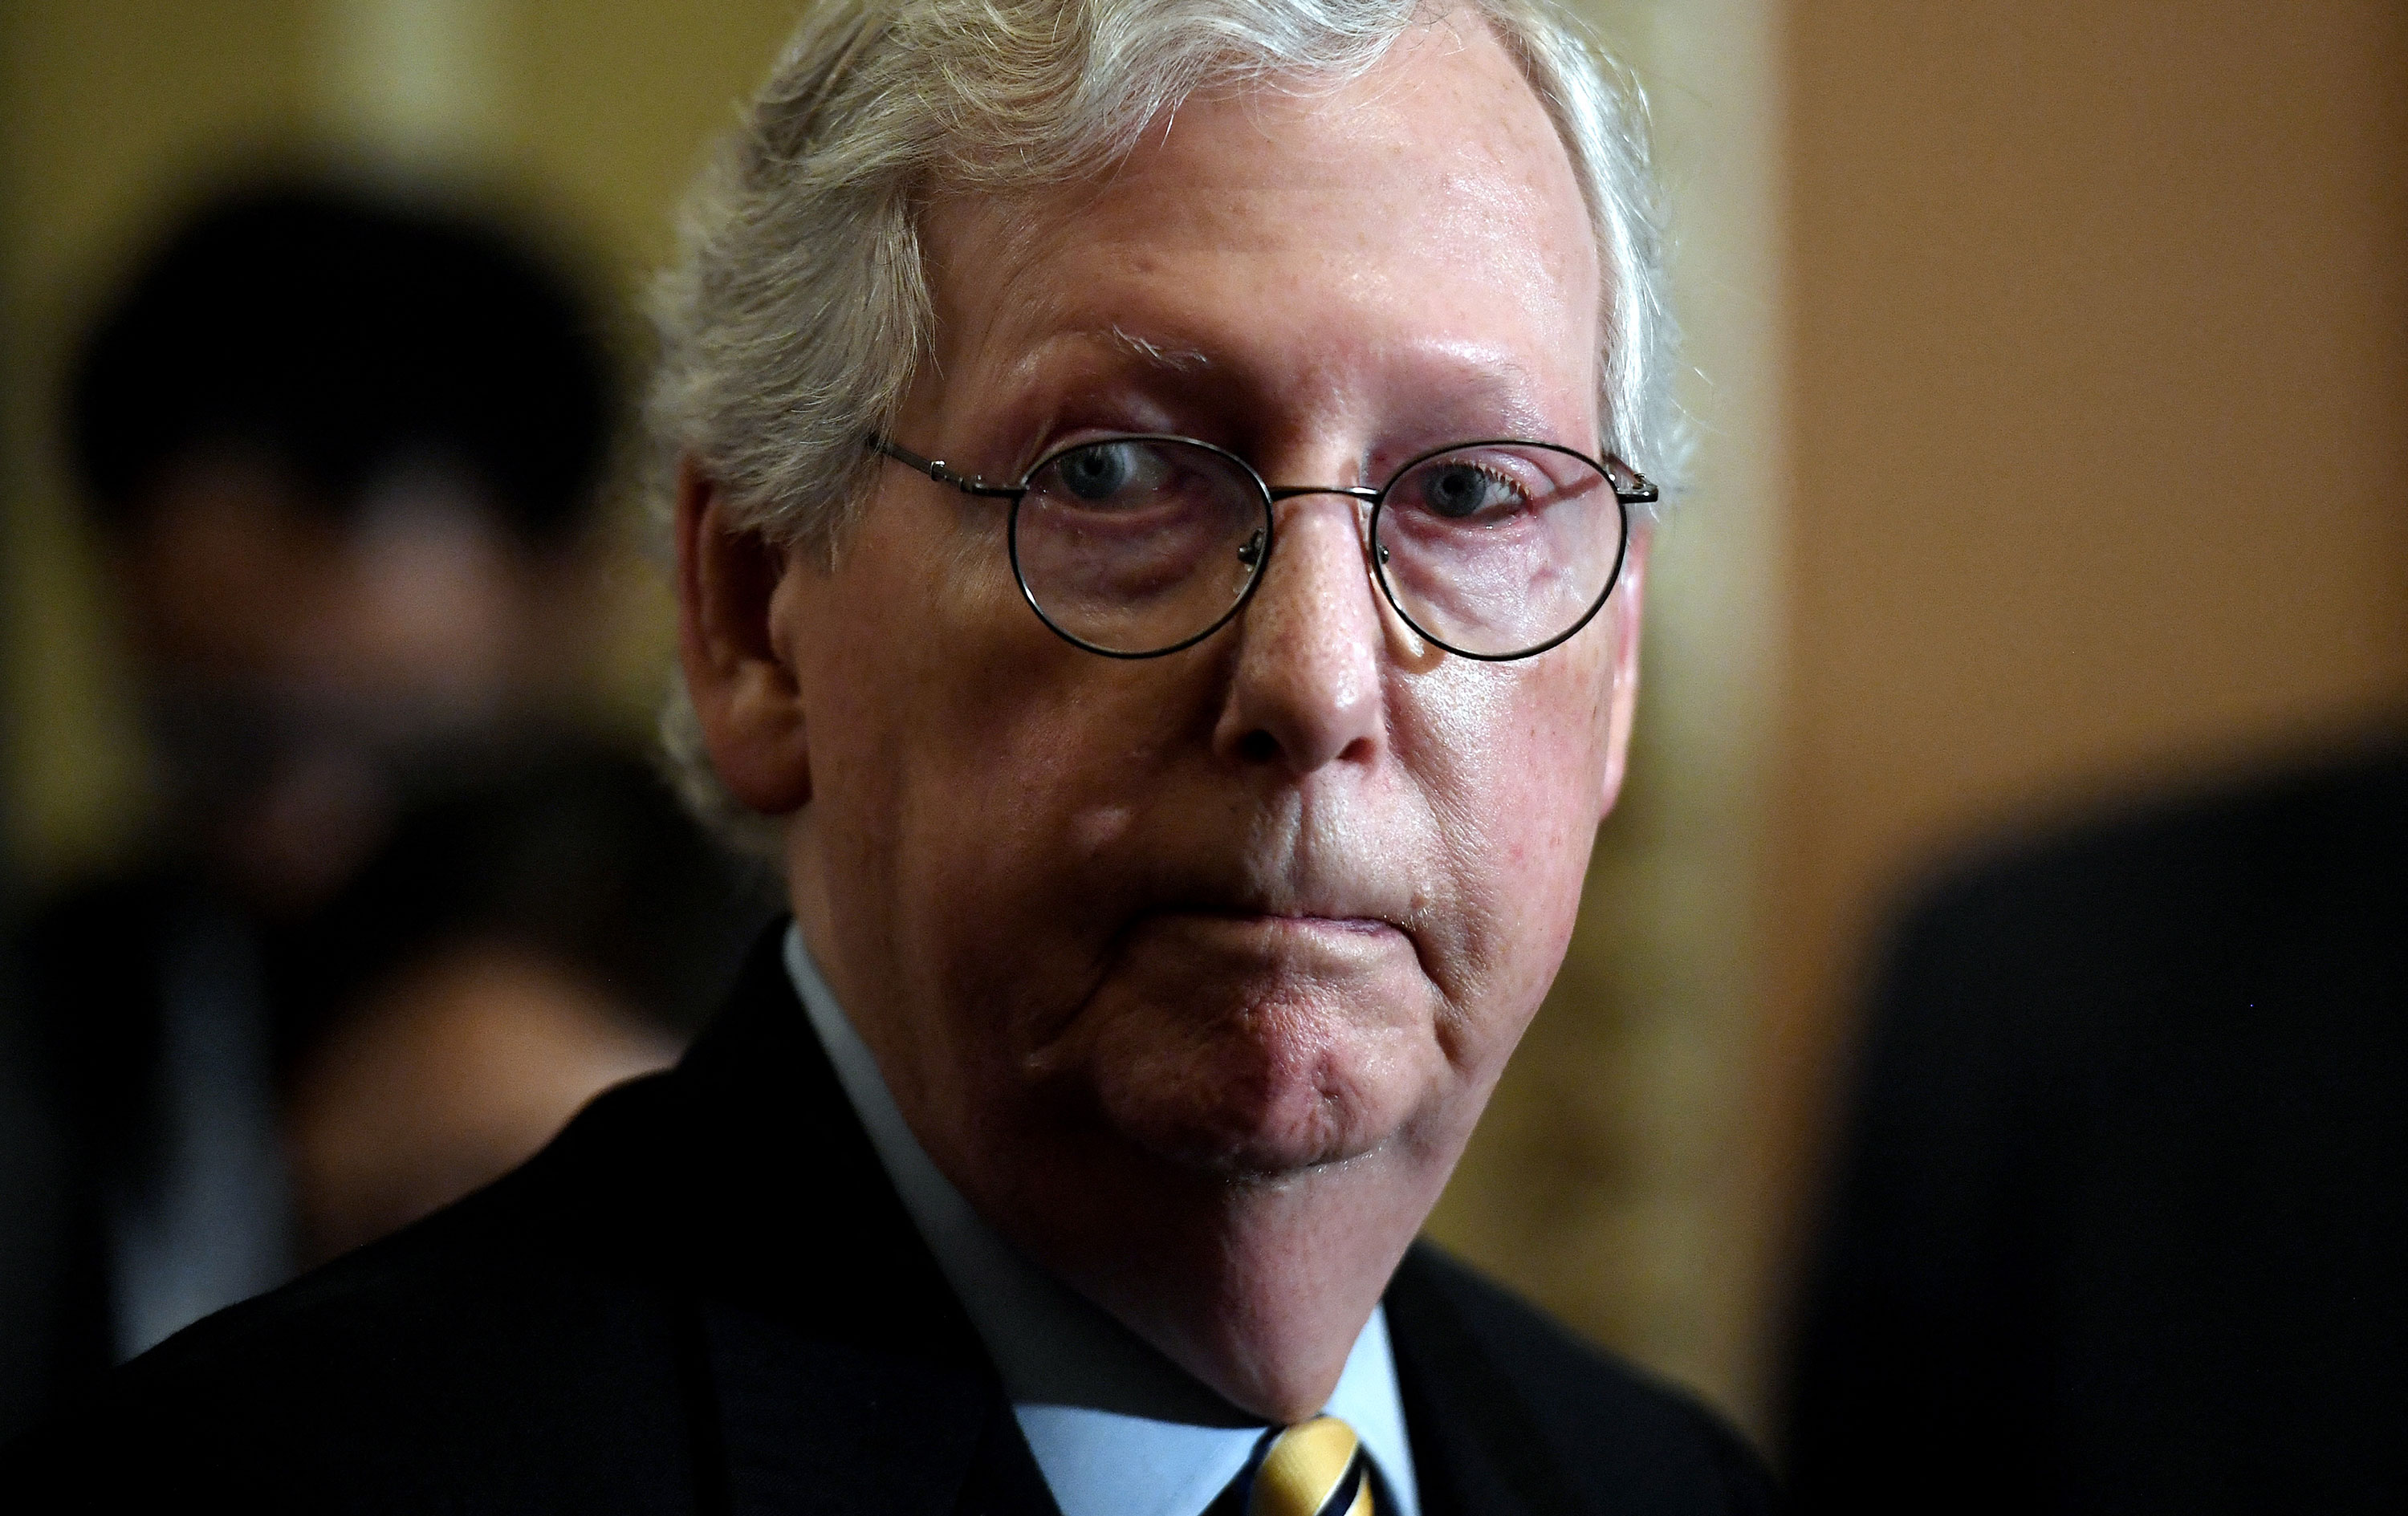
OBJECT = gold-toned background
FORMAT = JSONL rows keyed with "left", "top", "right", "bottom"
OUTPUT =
{"left": 6, "top": 0, "right": 2403, "bottom": 1439}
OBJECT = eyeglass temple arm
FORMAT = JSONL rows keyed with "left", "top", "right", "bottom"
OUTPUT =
{"left": 1608, "top": 457, "right": 1660, "bottom": 507}
{"left": 866, "top": 436, "right": 1022, "bottom": 498}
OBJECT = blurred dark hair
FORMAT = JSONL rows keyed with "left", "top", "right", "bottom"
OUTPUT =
{"left": 275, "top": 746, "right": 781, "bottom": 1063}
{"left": 67, "top": 179, "right": 616, "bottom": 546}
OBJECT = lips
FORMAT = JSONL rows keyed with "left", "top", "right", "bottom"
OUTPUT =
{"left": 1101, "top": 896, "right": 1422, "bottom": 986}
{"left": 1115, "top": 864, "right": 1423, "bottom": 941}
{"left": 1081, "top": 839, "right": 1438, "bottom": 996}
{"left": 1103, "top": 911, "right": 1421, "bottom": 1018}
{"left": 1156, "top": 906, "right": 1399, "bottom": 934}
{"left": 1052, "top": 783, "right": 1445, "bottom": 993}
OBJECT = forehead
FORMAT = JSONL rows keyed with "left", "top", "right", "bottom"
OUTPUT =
{"left": 917, "top": 15, "right": 1603, "bottom": 439}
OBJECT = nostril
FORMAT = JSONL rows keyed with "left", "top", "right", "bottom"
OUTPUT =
{"left": 1236, "top": 730, "right": 1279, "bottom": 765}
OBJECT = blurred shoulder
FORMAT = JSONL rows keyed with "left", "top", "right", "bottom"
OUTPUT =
{"left": 1388, "top": 1243, "right": 1777, "bottom": 1514}
{"left": 0, "top": 1071, "right": 703, "bottom": 1511}
{"left": 1895, "top": 733, "right": 2408, "bottom": 963}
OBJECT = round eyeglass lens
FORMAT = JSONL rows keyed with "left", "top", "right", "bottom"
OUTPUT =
{"left": 1371, "top": 442, "right": 1628, "bottom": 658}
{"left": 1011, "top": 437, "right": 1273, "bottom": 656}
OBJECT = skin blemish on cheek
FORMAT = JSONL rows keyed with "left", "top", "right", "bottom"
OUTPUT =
{"left": 1071, "top": 804, "right": 1137, "bottom": 858}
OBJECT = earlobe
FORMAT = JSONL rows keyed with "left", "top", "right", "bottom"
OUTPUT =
{"left": 1595, "top": 531, "right": 1650, "bottom": 821}
{"left": 674, "top": 458, "right": 815, "bottom": 814}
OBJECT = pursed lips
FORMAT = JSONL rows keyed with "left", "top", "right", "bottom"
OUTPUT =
{"left": 1131, "top": 903, "right": 1418, "bottom": 966}
{"left": 1114, "top": 859, "right": 1426, "bottom": 953}
{"left": 1025, "top": 885, "right": 1441, "bottom": 1055}
{"left": 1167, "top": 907, "right": 1398, "bottom": 937}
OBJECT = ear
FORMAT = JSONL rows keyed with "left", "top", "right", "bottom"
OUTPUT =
{"left": 1594, "top": 526, "right": 1650, "bottom": 821}
{"left": 675, "top": 457, "right": 814, "bottom": 814}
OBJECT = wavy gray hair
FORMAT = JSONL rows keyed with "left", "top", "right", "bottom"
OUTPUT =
{"left": 650, "top": 0, "right": 1674, "bottom": 845}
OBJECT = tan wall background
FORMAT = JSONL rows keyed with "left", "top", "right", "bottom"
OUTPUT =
{"left": 5, "top": 0, "right": 2403, "bottom": 1446}
{"left": 1757, "top": 0, "right": 2408, "bottom": 1411}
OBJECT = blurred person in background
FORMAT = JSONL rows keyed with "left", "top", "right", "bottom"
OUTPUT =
{"left": 279, "top": 756, "right": 772, "bottom": 1264}
{"left": 1, "top": 179, "right": 771, "bottom": 1442}
{"left": 1784, "top": 734, "right": 2408, "bottom": 1512}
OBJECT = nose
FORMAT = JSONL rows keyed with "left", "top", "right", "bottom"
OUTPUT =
{"left": 1212, "top": 492, "right": 1388, "bottom": 774}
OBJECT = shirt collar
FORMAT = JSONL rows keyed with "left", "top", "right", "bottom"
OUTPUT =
{"left": 785, "top": 925, "right": 1419, "bottom": 1516}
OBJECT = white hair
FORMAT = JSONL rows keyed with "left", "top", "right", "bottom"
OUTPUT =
{"left": 649, "top": 0, "right": 1676, "bottom": 844}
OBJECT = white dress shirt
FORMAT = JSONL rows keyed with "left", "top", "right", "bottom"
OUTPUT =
{"left": 786, "top": 926, "right": 1420, "bottom": 1516}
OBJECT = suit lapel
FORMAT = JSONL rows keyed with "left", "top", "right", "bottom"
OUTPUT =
{"left": 663, "top": 929, "right": 1062, "bottom": 1516}
{"left": 701, "top": 1299, "right": 1037, "bottom": 1515}
{"left": 1385, "top": 1247, "right": 1578, "bottom": 1516}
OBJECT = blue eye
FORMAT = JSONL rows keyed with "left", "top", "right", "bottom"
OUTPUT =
{"left": 1056, "top": 443, "right": 1137, "bottom": 502}
{"left": 1415, "top": 461, "right": 1523, "bottom": 520}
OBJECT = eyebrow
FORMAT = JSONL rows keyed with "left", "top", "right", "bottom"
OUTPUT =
{"left": 1099, "top": 325, "right": 1210, "bottom": 373}
{"left": 1023, "top": 324, "right": 1574, "bottom": 450}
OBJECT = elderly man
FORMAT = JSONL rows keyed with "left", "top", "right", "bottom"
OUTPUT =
{"left": 9, "top": 1, "right": 1772, "bottom": 1510}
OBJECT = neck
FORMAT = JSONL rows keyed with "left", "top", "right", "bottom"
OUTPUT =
{"left": 933, "top": 1100, "right": 1461, "bottom": 1421}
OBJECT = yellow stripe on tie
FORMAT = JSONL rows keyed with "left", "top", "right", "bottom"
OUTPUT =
{"left": 1249, "top": 1416, "right": 1373, "bottom": 1516}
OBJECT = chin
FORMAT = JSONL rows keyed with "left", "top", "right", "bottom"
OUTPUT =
{"left": 1070, "top": 987, "right": 1432, "bottom": 1179}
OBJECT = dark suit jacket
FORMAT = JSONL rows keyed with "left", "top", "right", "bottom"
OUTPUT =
{"left": 1784, "top": 740, "right": 2408, "bottom": 1514}
{"left": 8, "top": 928, "right": 1773, "bottom": 1514}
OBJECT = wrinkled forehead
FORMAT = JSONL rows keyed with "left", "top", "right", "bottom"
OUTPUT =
{"left": 911, "top": 17, "right": 1605, "bottom": 429}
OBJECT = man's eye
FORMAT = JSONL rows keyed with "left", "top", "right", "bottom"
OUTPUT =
{"left": 1414, "top": 461, "right": 1526, "bottom": 520}
{"left": 1056, "top": 443, "right": 1141, "bottom": 501}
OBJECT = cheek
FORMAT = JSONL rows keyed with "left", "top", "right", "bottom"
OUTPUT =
{"left": 805, "top": 518, "right": 1206, "bottom": 999}
{"left": 1401, "top": 645, "right": 1615, "bottom": 1032}
{"left": 805, "top": 492, "right": 1050, "bottom": 815}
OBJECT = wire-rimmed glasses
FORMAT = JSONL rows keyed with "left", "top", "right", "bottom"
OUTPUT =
{"left": 868, "top": 433, "right": 1656, "bottom": 660}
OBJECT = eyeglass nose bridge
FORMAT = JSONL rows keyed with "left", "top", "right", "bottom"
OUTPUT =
{"left": 1264, "top": 484, "right": 1381, "bottom": 504}
{"left": 1236, "top": 482, "right": 1377, "bottom": 565}
{"left": 1224, "top": 483, "right": 1402, "bottom": 643}
{"left": 1259, "top": 482, "right": 1382, "bottom": 541}
{"left": 1253, "top": 483, "right": 1387, "bottom": 571}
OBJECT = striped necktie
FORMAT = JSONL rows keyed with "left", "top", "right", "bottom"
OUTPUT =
{"left": 1246, "top": 1416, "right": 1374, "bottom": 1516}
